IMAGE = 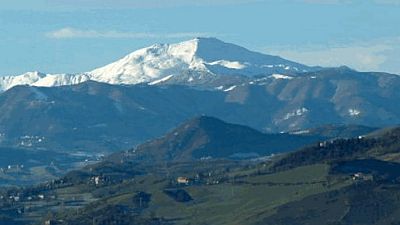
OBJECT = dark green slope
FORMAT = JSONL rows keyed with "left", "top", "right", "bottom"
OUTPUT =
{"left": 295, "top": 124, "right": 378, "bottom": 139}
{"left": 259, "top": 126, "right": 400, "bottom": 225}
{"left": 261, "top": 183, "right": 400, "bottom": 225}
{"left": 124, "top": 116, "right": 323, "bottom": 162}
{"left": 272, "top": 126, "right": 400, "bottom": 171}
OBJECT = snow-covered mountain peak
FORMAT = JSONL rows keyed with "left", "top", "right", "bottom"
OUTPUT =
{"left": 0, "top": 38, "right": 316, "bottom": 92}
{"left": 88, "top": 37, "right": 314, "bottom": 85}
{"left": 88, "top": 38, "right": 211, "bottom": 85}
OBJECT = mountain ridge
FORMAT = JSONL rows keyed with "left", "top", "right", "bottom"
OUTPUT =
{"left": 0, "top": 71, "right": 399, "bottom": 153}
{"left": 119, "top": 116, "right": 323, "bottom": 162}
{"left": 0, "top": 37, "right": 317, "bottom": 92}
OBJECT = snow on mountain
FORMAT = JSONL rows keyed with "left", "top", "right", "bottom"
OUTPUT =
{"left": 88, "top": 38, "right": 210, "bottom": 85}
{"left": 223, "top": 85, "right": 237, "bottom": 92}
{"left": 0, "top": 71, "right": 45, "bottom": 91}
{"left": 270, "top": 74, "right": 294, "bottom": 80}
{"left": 206, "top": 60, "right": 247, "bottom": 69}
{"left": 148, "top": 75, "right": 174, "bottom": 85}
{"left": 0, "top": 38, "right": 314, "bottom": 92}
{"left": 0, "top": 72, "right": 90, "bottom": 92}
{"left": 32, "top": 73, "right": 91, "bottom": 87}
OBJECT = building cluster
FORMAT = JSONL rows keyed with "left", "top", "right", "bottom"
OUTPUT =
{"left": 175, "top": 171, "right": 224, "bottom": 186}
{"left": 352, "top": 172, "right": 374, "bottom": 181}
{"left": 19, "top": 135, "right": 46, "bottom": 147}
{"left": 0, "top": 164, "right": 24, "bottom": 173}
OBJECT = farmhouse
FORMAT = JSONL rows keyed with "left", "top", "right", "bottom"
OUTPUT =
{"left": 177, "top": 177, "right": 190, "bottom": 185}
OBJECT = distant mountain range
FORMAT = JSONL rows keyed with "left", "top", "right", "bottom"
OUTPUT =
{"left": 0, "top": 38, "right": 399, "bottom": 153}
{"left": 0, "top": 38, "right": 318, "bottom": 92}
{"left": 0, "top": 78, "right": 389, "bottom": 153}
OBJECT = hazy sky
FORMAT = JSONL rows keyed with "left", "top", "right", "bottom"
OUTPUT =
{"left": 1, "top": 0, "right": 400, "bottom": 75}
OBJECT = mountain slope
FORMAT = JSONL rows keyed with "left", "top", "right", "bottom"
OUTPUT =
{"left": 3, "top": 124, "right": 400, "bottom": 225}
{"left": 272, "top": 125, "right": 400, "bottom": 171}
{"left": 89, "top": 37, "right": 314, "bottom": 84}
{"left": 0, "top": 74, "right": 398, "bottom": 153}
{"left": 7, "top": 124, "right": 400, "bottom": 225}
{"left": 0, "top": 38, "right": 316, "bottom": 92}
{"left": 121, "top": 116, "right": 322, "bottom": 162}
{"left": 0, "top": 72, "right": 90, "bottom": 92}
{"left": 292, "top": 124, "right": 378, "bottom": 139}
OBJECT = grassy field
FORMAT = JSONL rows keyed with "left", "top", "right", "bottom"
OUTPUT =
{"left": 85, "top": 163, "right": 349, "bottom": 225}
{"left": 160, "top": 164, "right": 351, "bottom": 225}
{"left": 0, "top": 161, "right": 355, "bottom": 225}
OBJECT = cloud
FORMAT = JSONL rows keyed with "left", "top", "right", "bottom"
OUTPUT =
{"left": 45, "top": 0, "right": 264, "bottom": 9}
{"left": 48, "top": 0, "right": 400, "bottom": 8}
{"left": 264, "top": 37, "right": 400, "bottom": 73}
{"left": 1, "top": 0, "right": 265, "bottom": 11}
{"left": 46, "top": 27, "right": 211, "bottom": 39}
{"left": 299, "top": 0, "right": 400, "bottom": 4}
{"left": 3, "top": 0, "right": 399, "bottom": 11}
{"left": 300, "top": 0, "right": 352, "bottom": 4}
{"left": 374, "top": 0, "right": 400, "bottom": 5}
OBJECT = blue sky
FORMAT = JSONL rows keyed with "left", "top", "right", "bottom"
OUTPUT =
{"left": 1, "top": 0, "right": 400, "bottom": 75}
